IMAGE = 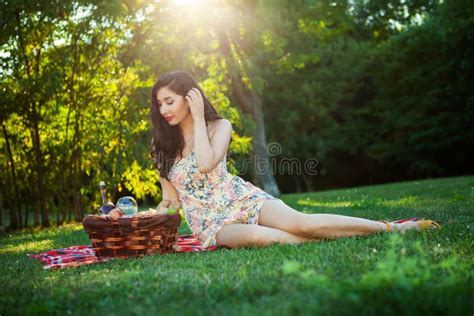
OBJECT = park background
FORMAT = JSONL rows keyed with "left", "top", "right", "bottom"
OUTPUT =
{"left": 1, "top": 0, "right": 472, "bottom": 230}
{"left": 1, "top": 1, "right": 473, "bottom": 315}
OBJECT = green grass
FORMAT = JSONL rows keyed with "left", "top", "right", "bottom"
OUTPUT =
{"left": 1, "top": 176, "right": 473, "bottom": 315}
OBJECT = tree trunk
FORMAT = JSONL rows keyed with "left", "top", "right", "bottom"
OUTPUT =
{"left": 59, "top": 189, "right": 68, "bottom": 224}
{"left": 0, "top": 193, "right": 4, "bottom": 232}
{"left": 23, "top": 205, "right": 28, "bottom": 228}
{"left": 31, "top": 101, "right": 50, "bottom": 227}
{"left": 66, "top": 151, "right": 74, "bottom": 223}
{"left": 67, "top": 31, "right": 84, "bottom": 222}
{"left": 294, "top": 175, "right": 304, "bottom": 193}
{"left": 28, "top": 129, "right": 39, "bottom": 226}
{"left": 2, "top": 123, "right": 21, "bottom": 229}
{"left": 71, "top": 149, "right": 82, "bottom": 222}
{"left": 15, "top": 9, "right": 49, "bottom": 227}
{"left": 78, "top": 155, "right": 85, "bottom": 219}
{"left": 58, "top": 80, "right": 73, "bottom": 226}
{"left": 217, "top": 32, "right": 281, "bottom": 197}
{"left": 14, "top": 9, "right": 40, "bottom": 228}
{"left": 302, "top": 172, "right": 315, "bottom": 192}
{"left": 71, "top": 107, "right": 84, "bottom": 222}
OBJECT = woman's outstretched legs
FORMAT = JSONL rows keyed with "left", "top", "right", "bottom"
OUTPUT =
{"left": 215, "top": 223, "right": 315, "bottom": 249}
{"left": 258, "top": 199, "right": 388, "bottom": 239}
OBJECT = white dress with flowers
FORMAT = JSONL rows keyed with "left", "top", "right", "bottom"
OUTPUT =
{"left": 167, "top": 149, "right": 281, "bottom": 248}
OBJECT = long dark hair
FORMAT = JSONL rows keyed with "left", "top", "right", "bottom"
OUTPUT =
{"left": 150, "top": 70, "right": 231, "bottom": 180}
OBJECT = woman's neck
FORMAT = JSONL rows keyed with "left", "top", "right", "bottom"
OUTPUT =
{"left": 179, "top": 113, "right": 195, "bottom": 136}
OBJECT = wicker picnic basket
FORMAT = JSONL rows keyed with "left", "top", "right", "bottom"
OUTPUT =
{"left": 82, "top": 212, "right": 181, "bottom": 258}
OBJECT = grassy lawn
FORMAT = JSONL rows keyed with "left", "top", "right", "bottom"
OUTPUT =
{"left": 1, "top": 176, "right": 473, "bottom": 315}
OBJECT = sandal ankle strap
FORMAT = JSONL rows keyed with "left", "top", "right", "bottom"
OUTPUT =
{"left": 380, "top": 221, "right": 392, "bottom": 232}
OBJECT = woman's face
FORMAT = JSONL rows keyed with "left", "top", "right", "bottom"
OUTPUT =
{"left": 156, "top": 85, "right": 190, "bottom": 125}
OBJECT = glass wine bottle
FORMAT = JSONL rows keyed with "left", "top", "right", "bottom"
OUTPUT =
{"left": 99, "top": 181, "right": 115, "bottom": 214}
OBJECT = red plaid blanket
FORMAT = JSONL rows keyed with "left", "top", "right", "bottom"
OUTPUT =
{"left": 27, "top": 234, "right": 225, "bottom": 270}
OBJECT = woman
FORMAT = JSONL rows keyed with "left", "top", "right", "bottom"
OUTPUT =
{"left": 149, "top": 70, "right": 441, "bottom": 249}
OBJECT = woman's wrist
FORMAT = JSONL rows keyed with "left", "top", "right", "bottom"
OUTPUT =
{"left": 157, "top": 199, "right": 181, "bottom": 211}
{"left": 157, "top": 200, "right": 171, "bottom": 208}
{"left": 170, "top": 200, "right": 181, "bottom": 209}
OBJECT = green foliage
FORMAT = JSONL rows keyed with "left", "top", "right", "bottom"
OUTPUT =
{"left": 364, "top": 5, "right": 474, "bottom": 176}
{"left": 261, "top": 0, "right": 473, "bottom": 190}
{"left": 0, "top": 0, "right": 254, "bottom": 226}
{"left": 121, "top": 160, "right": 160, "bottom": 201}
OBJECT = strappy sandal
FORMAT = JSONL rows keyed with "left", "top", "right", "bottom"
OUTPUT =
{"left": 414, "top": 219, "right": 442, "bottom": 230}
{"left": 380, "top": 217, "right": 441, "bottom": 232}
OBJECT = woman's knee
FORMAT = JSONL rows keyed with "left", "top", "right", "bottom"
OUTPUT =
{"left": 297, "top": 213, "right": 327, "bottom": 238}
{"left": 259, "top": 200, "right": 320, "bottom": 237}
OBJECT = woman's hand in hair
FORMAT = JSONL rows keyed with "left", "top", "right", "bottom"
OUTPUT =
{"left": 185, "top": 87, "right": 205, "bottom": 121}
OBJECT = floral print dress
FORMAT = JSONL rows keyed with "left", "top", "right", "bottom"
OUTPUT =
{"left": 167, "top": 149, "right": 282, "bottom": 249}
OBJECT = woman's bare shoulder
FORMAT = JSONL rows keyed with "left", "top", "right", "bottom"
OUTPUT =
{"left": 209, "top": 119, "right": 231, "bottom": 135}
